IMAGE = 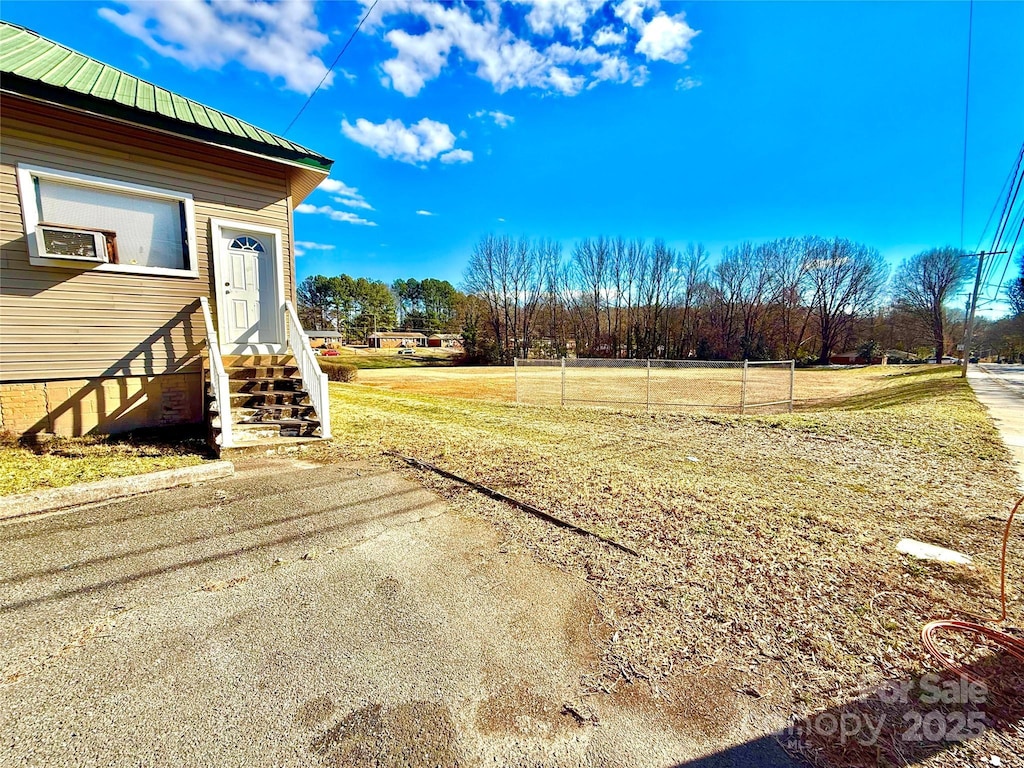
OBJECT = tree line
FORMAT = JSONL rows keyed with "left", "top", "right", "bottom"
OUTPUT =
{"left": 297, "top": 274, "right": 462, "bottom": 336}
{"left": 297, "top": 236, "right": 1024, "bottom": 364}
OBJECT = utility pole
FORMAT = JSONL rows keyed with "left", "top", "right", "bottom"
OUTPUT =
{"left": 960, "top": 249, "right": 1007, "bottom": 378}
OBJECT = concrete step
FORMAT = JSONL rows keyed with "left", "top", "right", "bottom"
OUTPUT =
{"left": 217, "top": 434, "right": 325, "bottom": 457}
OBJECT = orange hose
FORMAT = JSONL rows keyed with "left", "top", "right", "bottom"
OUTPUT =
{"left": 920, "top": 495, "right": 1023, "bottom": 686}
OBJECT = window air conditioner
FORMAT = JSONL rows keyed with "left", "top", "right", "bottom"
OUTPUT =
{"left": 35, "top": 224, "right": 117, "bottom": 263}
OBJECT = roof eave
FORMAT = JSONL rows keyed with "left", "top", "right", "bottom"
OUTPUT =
{"left": 2, "top": 76, "right": 332, "bottom": 170}
{"left": 3, "top": 88, "right": 329, "bottom": 206}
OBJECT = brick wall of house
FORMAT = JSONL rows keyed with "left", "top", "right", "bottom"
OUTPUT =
{"left": 0, "top": 373, "right": 202, "bottom": 436}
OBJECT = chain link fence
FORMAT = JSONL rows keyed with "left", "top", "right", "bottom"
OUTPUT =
{"left": 514, "top": 358, "right": 795, "bottom": 413}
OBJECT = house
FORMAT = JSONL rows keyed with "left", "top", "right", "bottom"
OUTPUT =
{"left": 427, "top": 333, "right": 463, "bottom": 349}
{"left": 306, "top": 330, "right": 346, "bottom": 348}
{"left": 367, "top": 331, "right": 427, "bottom": 349}
{"left": 829, "top": 351, "right": 885, "bottom": 365}
{"left": 0, "top": 22, "right": 332, "bottom": 452}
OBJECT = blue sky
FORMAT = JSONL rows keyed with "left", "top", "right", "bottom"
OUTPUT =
{"left": 4, "top": 1, "right": 1023, "bottom": 310}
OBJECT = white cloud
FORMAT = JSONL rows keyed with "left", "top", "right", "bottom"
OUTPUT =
{"left": 317, "top": 178, "right": 375, "bottom": 211}
{"left": 381, "top": 27, "right": 453, "bottom": 96}
{"left": 439, "top": 149, "right": 474, "bottom": 164}
{"left": 293, "top": 240, "right": 334, "bottom": 257}
{"left": 471, "top": 109, "right": 515, "bottom": 127}
{"left": 614, "top": 0, "right": 659, "bottom": 31}
{"left": 490, "top": 110, "right": 515, "bottom": 127}
{"left": 365, "top": 0, "right": 699, "bottom": 97}
{"left": 590, "top": 55, "right": 632, "bottom": 85}
{"left": 675, "top": 76, "right": 702, "bottom": 91}
{"left": 317, "top": 178, "right": 359, "bottom": 196}
{"left": 636, "top": 12, "right": 698, "bottom": 64}
{"left": 415, "top": 210, "right": 436, "bottom": 216}
{"left": 521, "top": 0, "right": 604, "bottom": 40}
{"left": 333, "top": 196, "right": 374, "bottom": 211}
{"left": 99, "top": 0, "right": 331, "bottom": 94}
{"left": 295, "top": 203, "right": 377, "bottom": 227}
{"left": 497, "top": 217, "right": 506, "bottom": 222}
{"left": 593, "top": 26, "right": 627, "bottom": 47}
{"left": 342, "top": 117, "right": 471, "bottom": 165}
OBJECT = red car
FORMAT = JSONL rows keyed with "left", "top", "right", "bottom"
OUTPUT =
{"left": 317, "top": 348, "right": 339, "bottom": 356}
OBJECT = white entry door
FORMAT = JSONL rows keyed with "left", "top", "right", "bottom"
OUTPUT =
{"left": 215, "top": 222, "right": 284, "bottom": 353}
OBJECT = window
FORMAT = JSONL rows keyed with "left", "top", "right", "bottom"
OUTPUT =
{"left": 17, "top": 164, "right": 198, "bottom": 277}
{"left": 229, "top": 236, "right": 265, "bottom": 252}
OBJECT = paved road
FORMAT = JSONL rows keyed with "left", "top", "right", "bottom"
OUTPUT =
{"left": 968, "top": 364, "right": 1024, "bottom": 490}
{"left": 976, "top": 363, "right": 1024, "bottom": 397}
{"left": 0, "top": 456, "right": 794, "bottom": 768}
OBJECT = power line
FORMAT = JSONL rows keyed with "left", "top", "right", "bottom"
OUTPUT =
{"left": 992, "top": 208, "right": 1024, "bottom": 300}
{"left": 959, "top": 0, "right": 974, "bottom": 251}
{"left": 972, "top": 144, "right": 1024, "bottom": 310}
{"left": 991, "top": 153, "right": 1024, "bottom": 255}
{"left": 973, "top": 143, "right": 1020, "bottom": 255}
{"left": 976, "top": 144, "right": 1024, "bottom": 295}
{"left": 282, "top": 0, "right": 380, "bottom": 137}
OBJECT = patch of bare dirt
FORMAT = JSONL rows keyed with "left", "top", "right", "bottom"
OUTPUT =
{"left": 312, "top": 701, "right": 462, "bottom": 768}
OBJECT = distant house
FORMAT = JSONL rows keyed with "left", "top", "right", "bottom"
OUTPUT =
{"left": 306, "top": 330, "right": 345, "bottom": 348}
{"left": 427, "top": 333, "right": 463, "bottom": 349}
{"left": 829, "top": 351, "right": 885, "bottom": 365}
{"left": 367, "top": 331, "right": 427, "bottom": 349}
{"left": 0, "top": 22, "right": 333, "bottom": 451}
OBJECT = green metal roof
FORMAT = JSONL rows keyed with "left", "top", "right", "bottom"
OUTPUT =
{"left": 0, "top": 22, "right": 332, "bottom": 172}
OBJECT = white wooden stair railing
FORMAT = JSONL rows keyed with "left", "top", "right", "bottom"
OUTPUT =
{"left": 199, "top": 296, "right": 233, "bottom": 448}
{"left": 284, "top": 300, "right": 331, "bottom": 440}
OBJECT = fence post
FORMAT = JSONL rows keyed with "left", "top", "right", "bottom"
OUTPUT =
{"left": 789, "top": 359, "right": 795, "bottom": 413}
{"left": 646, "top": 358, "right": 651, "bottom": 413}
{"left": 514, "top": 356, "right": 520, "bottom": 404}
{"left": 561, "top": 356, "right": 566, "bottom": 407}
{"left": 740, "top": 359, "right": 748, "bottom": 414}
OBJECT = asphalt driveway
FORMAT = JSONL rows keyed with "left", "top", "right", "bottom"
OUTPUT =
{"left": 0, "top": 457, "right": 793, "bottom": 767}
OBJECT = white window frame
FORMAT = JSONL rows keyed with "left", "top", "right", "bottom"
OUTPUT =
{"left": 16, "top": 163, "right": 199, "bottom": 278}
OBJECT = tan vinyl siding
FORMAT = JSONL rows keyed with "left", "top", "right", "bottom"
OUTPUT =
{"left": 0, "top": 96, "right": 297, "bottom": 382}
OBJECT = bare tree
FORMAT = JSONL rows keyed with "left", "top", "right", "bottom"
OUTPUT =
{"left": 707, "top": 247, "right": 747, "bottom": 358}
{"left": 568, "top": 237, "right": 612, "bottom": 355}
{"left": 463, "top": 234, "right": 544, "bottom": 362}
{"left": 761, "top": 238, "right": 813, "bottom": 359}
{"left": 894, "top": 247, "right": 972, "bottom": 362}
{"left": 1008, "top": 257, "right": 1024, "bottom": 317}
{"left": 676, "top": 242, "right": 709, "bottom": 358}
{"left": 804, "top": 237, "right": 889, "bottom": 364}
{"left": 632, "top": 240, "right": 680, "bottom": 357}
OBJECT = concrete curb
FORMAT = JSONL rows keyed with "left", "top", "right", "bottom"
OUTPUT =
{"left": 0, "top": 461, "right": 235, "bottom": 521}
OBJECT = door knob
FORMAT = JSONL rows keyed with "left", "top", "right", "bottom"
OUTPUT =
{"left": 224, "top": 281, "right": 230, "bottom": 286}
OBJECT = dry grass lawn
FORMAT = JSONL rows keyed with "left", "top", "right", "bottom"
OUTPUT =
{"left": 310, "top": 365, "right": 1023, "bottom": 766}
{"left": 0, "top": 430, "right": 209, "bottom": 497}
{"left": 356, "top": 362, "right": 929, "bottom": 409}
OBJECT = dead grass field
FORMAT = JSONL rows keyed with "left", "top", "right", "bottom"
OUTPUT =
{"left": 309, "top": 365, "right": 1023, "bottom": 766}
{"left": 0, "top": 430, "right": 209, "bottom": 497}
{"left": 356, "top": 363, "right": 928, "bottom": 411}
